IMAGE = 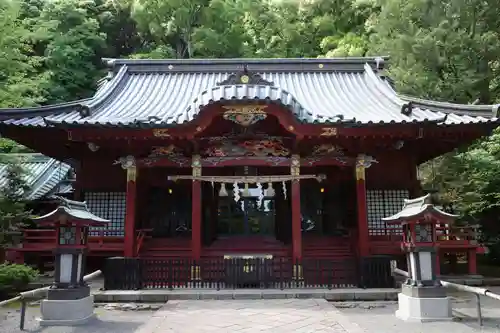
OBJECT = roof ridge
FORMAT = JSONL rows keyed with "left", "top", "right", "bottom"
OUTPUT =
{"left": 105, "top": 57, "right": 388, "bottom": 73}
{"left": 105, "top": 56, "right": 389, "bottom": 66}
{"left": 79, "top": 65, "right": 129, "bottom": 116}
{"left": 362, "top": 64, "right": 409, "bottom": 111}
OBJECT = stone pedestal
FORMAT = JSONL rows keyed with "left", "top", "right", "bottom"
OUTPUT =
{"left": 395, "top": 285, "right": 452, "bottom": 322}
{"left": 38, "top": 293, "right": 95, "bottom": 326}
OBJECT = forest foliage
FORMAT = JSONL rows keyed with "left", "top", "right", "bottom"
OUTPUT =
{"left": 1, "top": 0, "right": 500, "bottom": 251}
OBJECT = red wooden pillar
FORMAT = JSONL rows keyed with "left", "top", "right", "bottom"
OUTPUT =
{"left": 435, "top": 249, "right": 441, "bottom": 276}
{"left": 191, "top": 155, "right": 202, "bottom": 260}
{"left": 124, "top": 162, "right": 137, "bottom": 257}
{"left": 468, "top": 249, "right": 477, "bottom": 275}
{"left": 355, "top": 155, "right": 370, "bottom": 257}
{"left": 291, "top": 155, "right": 302, "bottom": 262}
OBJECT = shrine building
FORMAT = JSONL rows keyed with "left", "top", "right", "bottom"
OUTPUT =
{"left": 0, "top": 57, "right": 497, "bottom": 281}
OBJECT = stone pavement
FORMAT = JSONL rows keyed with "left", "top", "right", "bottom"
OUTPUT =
{"left": 134, "top": 299, "right": 361, "bottom": 333}
{"left": 93, "top": 288, "right": 399, "bottom": 302}
{"left": 4, "top": 292, "right": 500, "bottom": 332}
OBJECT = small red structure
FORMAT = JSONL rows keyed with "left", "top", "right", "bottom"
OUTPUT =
{"left": 34, "top": 196, "right": 108, "bottom": 325}
{"left": 0, "top": 57, "right": 495, "bottom": 281}
{"left": 383, "top": 194, "right": 466, "bottom": 277}
{"left": 33, "top": 196, "right": 109, "bottom": 289}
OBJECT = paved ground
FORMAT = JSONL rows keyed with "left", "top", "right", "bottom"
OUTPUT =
{"left": 0, "top": 305, "right": 155, "bottom": 333}
{"left": 3, "top": 290, "right": 500, "bottom": 332}
{"left": 136, "top": 299, "right": 355, "bottom": 333}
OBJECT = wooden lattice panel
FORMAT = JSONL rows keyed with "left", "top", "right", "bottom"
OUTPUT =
{"left": 85, "top": 192, "right": 126, "bottom": 236}
{"left": 367, "top": 190, "right": 409, "bottom": 235}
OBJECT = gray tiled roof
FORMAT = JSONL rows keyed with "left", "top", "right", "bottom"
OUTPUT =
{"left": 0, "top": 57, "right": 498, "bottom": 127}
{"left": 33, "top": 196, "right": 109, "bottom": 225}
{"left": 0, "top": 154, "right": 73, "bottom": 200}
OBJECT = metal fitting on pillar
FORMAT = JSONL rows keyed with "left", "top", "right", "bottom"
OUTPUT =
{"left": 192, "top": 155, "right": 202, "bottom": 177}
{"left": 355, "top": 154, "right": 375, "bottom": 181}
{"left": 291, "top": 154, "right": 300, "bottom": 180}
{"left": 293, "top": 264, "right": 303, "bottom": 281}
{"left": 191, "top": 265, "right": 201, "bottom": 281}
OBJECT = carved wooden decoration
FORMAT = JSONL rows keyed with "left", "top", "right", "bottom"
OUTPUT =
{"left": 222, "top": 105, "right": 268, "bottom": 127}
{"left": 149, "top": 144, "right": 180, "bottom": 157}
{"left": 152, "top": 129, "right": 170, "bottom": 137}
{"left": 355, "top": 154, "right": 375, "bottom": 181}
{"left": 204, "top": 138, "right": 289, "bottom": 157}
{"left": 312, "top": 144, "right": 344, "bottom": 156}
{"left": 116, "top": 155, "right": 137, "bottom": 182}
{"left": 320, "top": 127, "right": 338, "bottom": 137}
{"left": 217, "top": 66, "right": 274, "bottom": 86}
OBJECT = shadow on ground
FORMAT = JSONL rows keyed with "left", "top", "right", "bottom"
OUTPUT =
{"left": 24, "top": 318, "right": 144, "bottom": 333}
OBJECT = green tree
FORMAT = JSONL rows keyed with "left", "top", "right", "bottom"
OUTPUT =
{"left": 132, "top": 0, "right": 209, "bottom": 58}
{"left": 30, "top": 0, "right": 107, "bottom": 102}
{"left": 0, "top": 156, "right": 31, "bottom": 247}
{"left": 0, "top": 0, "right": 47, "bottom": 107}
{"left": 369, "top": 0, "right": 500, "bottom": 103}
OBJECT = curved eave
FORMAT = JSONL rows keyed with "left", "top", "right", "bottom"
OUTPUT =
{"left": 33, "top": 206, "right": 110, "bottom": 226}
{"left": 188, "top": 84, "right": 313, "bottom": 122}
{"left": 400, "top": 95, "right": 500, "bottom": 125}
{"left": 382, "top": 205, "right": 458, "bottom": 223}
{"left": 0, "top": 66, "right": 128, "bottom": 128}
{"left": 33, "top": 113, "right": 493, "bottom": 129}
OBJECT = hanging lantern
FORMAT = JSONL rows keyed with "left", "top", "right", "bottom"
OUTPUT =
{"left": 267, "top": 182, "right": 275, "bottom": 197}
{"left": 219, "top": 183, "right": 228, "bottom": 197}
{"left": 242, "top": 183, "right": 251, "bottom": 197}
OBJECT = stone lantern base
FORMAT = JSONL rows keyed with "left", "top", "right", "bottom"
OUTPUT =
{"left": 395, "top": 285, "right": 452, "bottom": 322}
{"left": 38, "top": 287, "right": 95, "bottom": 326}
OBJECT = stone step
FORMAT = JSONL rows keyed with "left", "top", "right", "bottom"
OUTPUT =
{"left": 92, "top": 288, "right": 400, "bottom": 302}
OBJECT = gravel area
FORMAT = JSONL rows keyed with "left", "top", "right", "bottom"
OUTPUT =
{"left": 0, "top": 303, "right": 160, "bottom": 333}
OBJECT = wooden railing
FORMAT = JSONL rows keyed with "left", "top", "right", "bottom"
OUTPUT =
{"left": 17, "top": 228, "right": 125, "bottom": 252}
{"left": 21, "top": 229, "right": 56, "bottom": 250}
{"left": 369, "top": 224, "right": 479, "bottom": 244}
{"left": 104, "top": 257, "right": 361, "bottom": 290}
{"left": 103, "top": 256, "right": 395, "bottom": 290}
{"left": 435, "top": 225, "right": 479, "bottom": 243}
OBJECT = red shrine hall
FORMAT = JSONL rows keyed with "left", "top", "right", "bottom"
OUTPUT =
{"left": 0, "top": 57, "right": 497, "bottom": 284}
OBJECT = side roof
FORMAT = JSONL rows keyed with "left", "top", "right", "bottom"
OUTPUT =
{"left": 0, "top": 154, "right": 73, "bottom": 200}
{"left": 0, "top": 57, "right": 498, "bottom": 128}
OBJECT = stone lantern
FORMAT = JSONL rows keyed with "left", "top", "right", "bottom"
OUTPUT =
{"left": 32, "top": 196, "right": 109, "bottom": 326}
{"left": 383, "top": 194, "right": 456, "bottom": 322}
